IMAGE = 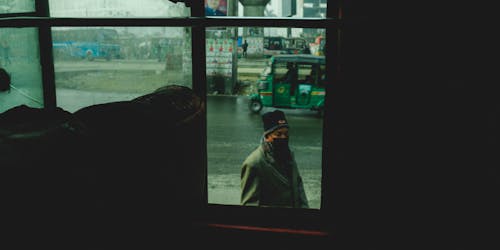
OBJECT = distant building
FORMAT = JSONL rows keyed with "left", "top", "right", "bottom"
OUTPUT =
{"left": 302, "top": 0, "right": 326, "bottom": 18}
{"left": 261, "top": 0, "right": 326, "bottom": 38}
{"left": 302, "top": 0, "right": 327, "bottom": 37}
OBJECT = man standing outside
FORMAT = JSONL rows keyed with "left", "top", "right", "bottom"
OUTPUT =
{"left": 241, "top": 110, "right": 309, "bottom": 208}
{"left": 205, "top": 0, "right": 226, "bottom": 16}
{"left": 242, "top": 39, "right": 248, "bottom": 58}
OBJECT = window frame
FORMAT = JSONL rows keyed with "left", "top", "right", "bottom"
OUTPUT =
{"left": 0, "top": 0, "right": 341, "bottom": 233}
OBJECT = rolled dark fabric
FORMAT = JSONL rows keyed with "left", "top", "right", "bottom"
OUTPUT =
{"left": 0, "top": 104, "right": 89, "bottom": 243}
{"left": 71, "top": 85, "right": 206, "bottom": 246}
{"left": 1, "top": 85, "right": 206, "bottom": 248}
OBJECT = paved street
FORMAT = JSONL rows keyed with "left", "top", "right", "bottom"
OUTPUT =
{"left": 54, "top": 57, "right": 267, "bottom": 76}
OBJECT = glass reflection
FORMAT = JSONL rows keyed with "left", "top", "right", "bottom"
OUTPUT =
{"left": 53, "top": 27, "right": 192, "bottom": 112}
{"left": 0, "top": 0, "right": 35, "bottom": 14}
{"left": 0, "top": 28, "right": 43, "bottom": 113}
{"left": 48, "top": 0, "right": 190, "bottom": 18}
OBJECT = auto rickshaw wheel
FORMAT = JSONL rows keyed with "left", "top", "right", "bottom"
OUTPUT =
{"left": 249, "top": 99, "right": 263, "bottom": 113}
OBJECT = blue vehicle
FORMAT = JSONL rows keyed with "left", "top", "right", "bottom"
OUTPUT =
{"left": 70, "top": 42, "right": 120, "bottom": 61}
{"left": 52, "top": 28, "right": 121, "bottom": 61}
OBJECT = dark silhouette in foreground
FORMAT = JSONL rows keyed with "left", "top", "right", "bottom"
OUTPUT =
{"left": 1, "top": 85, "right": 205, "bottom": 248}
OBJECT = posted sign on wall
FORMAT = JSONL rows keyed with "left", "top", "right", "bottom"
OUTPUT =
{"left": 206, "top": 38, "right": 233, "bottom": 77}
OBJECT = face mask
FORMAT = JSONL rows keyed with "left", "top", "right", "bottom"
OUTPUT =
{"left": 271, "top": 138, "right": 290, "bottom": 159}
{"left": 271, "top": 137, "right": 288, "bottom": 149}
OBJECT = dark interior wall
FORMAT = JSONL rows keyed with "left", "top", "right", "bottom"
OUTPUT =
{"left": 328, "top": 1, "right": 497, "bottom": 248}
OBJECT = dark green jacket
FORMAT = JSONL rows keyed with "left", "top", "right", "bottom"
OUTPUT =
{"left": 240, "top": 144, "right": 309, "bottom": 208}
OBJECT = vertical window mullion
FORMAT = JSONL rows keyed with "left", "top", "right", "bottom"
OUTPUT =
{"left": 36, "top": 0, "right": 57, "bottom": 110}
{"left": 322, "top": 1, "right": 341, "bottom": 229}
{"left": 190, "top": 2, "right": 206, "bottom": 97}
{"left": 190, "top": 2, "right": 209, "bottom": 205}
{"left": 191, "top": 25, "right": 207, "bottom": 99}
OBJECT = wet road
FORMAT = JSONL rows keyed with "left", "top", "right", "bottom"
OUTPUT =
{"left": 207, "top": 95, "right": 324, "bottom": 209}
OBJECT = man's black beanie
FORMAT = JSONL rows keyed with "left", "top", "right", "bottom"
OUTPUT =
{"left": 262, "top": 110, "right": 289, "bottom": 136}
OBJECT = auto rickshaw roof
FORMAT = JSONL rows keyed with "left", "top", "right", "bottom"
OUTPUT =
{"left": 270, "top": 54, "right": 326, "bottom": 65}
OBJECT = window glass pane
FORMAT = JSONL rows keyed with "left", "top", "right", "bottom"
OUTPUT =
{"left": 208, "top": 0, "right": 327, "bottom": 18}
{"left": 0, "top": 0, "right": 35, "bottom": 14}
{"left": 207, "top": 26, "right": 326, "bottom": 209}
{"left": 0, "top": 28, "right": 43, "bottom": 113}
{"left": 48, "top": 0, "right": 190, "bottom": 18}
{"left": 53, "top": 27, "right": 192, "bottom": 112}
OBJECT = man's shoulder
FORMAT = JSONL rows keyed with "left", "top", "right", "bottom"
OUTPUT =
{"left": 243, "top": 146, "right": 264, "bottom": 165}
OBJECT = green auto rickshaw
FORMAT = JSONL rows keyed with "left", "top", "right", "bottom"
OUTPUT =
{"left": 248, "top": 54, "right": 326, "bottom": 115}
